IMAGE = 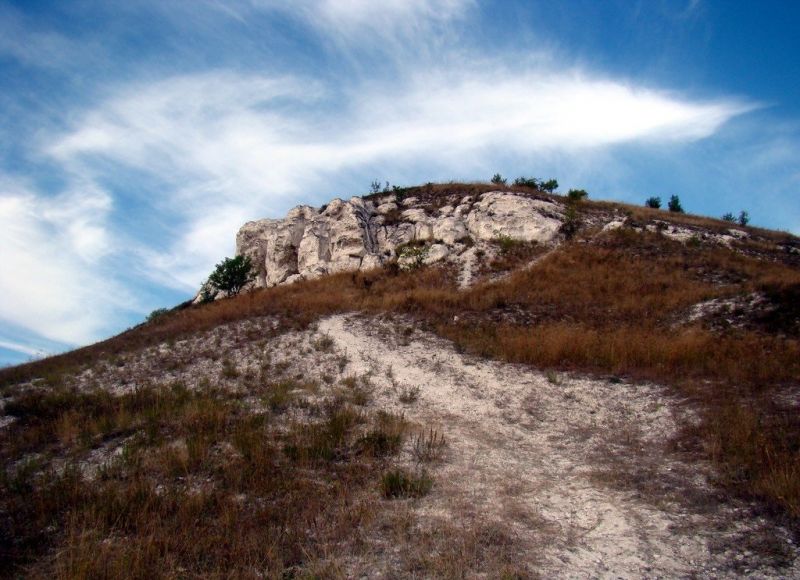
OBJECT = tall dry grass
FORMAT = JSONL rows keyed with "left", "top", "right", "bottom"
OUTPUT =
{"left": 2, "top": 225, "right": 799, "bottom": 524}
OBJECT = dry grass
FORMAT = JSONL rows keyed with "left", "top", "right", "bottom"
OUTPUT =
{"left": 0, "top": 376, "right": 420, "bottom": 577}
{"left": 2, "top": 187, "right": 800, "bottom": 568}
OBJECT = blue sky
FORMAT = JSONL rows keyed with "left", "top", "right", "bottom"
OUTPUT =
{"left": 1, "top": 0, "right": 799, "bottom": 365}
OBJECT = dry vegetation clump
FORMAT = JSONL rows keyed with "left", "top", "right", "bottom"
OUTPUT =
{"left": 0, "top": 374, "right": 424, "bottom": 577}
{"left": 363, "top": 180, "right": 555, "bottom": 209}
{"left": 476, "top": 236, "right": 548, "bottom": 278}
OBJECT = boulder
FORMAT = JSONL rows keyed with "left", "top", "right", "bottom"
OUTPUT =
{"left": 465, "top": 192, "right": 563, "bottom": 243}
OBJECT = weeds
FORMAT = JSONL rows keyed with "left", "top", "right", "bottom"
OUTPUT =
{"left": 0, "top": 373, "right": 424, "bottom": 577}
{"left": 381, "top": 468, "right": 433, "bottom": 499}
{"left": 220, "top": 357, "right": 239, "bottom": 379}
{"left": 313, "top": 334, "right": 335, "bottom": 352}
{"left": 411, "top": 428, "right": 447, "bottom": 463}
{"left": 357, "top": 411, "right": 407, "bottom": 457}
{"left": 399, "top": 385, "right": 421, "bottom": 404}
{"left": 545, "top": 371, "right": 561, "bottom": 385}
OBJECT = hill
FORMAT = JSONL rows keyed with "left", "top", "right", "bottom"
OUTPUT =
{"left": 1, "top": 182, "right": 799, "bottom": 577}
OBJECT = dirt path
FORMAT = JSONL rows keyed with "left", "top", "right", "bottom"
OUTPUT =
{"left": 317, "top": 314, "right": 799, "bottom": 578}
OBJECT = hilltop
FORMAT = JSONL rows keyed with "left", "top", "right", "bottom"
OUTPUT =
{"left": 1, "top": 182, "right": 799, "bottom": 577}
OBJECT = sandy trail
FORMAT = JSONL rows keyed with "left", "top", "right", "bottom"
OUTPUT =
{"left": 317, "top": 314, "right": 798, "bottom": 578}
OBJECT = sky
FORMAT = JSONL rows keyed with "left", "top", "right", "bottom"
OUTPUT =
{"left": 1, "top": 0, "right": 799, "bottom": 365}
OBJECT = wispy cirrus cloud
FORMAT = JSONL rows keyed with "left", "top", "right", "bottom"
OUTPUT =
{"left": 0, "top": 0, "right": 777, "bottom": 365}
{"left": 219, "top": 0, "right": 474, "bottom": 30}
{"left": 0, "top": 177, "right": 135, "bottom": 348}
{"left": 45, "top": 64, "right": 751, "bottom": 292}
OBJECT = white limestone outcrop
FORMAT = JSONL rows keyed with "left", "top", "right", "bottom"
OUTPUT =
{"left": 234, "top": 191, "right": 567, "bottom": 289}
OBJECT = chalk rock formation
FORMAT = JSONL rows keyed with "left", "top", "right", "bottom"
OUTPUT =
{"left": 235, "top": 191, "right": 566, "bottom": 289}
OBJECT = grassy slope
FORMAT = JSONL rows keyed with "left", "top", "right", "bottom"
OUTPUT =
{"left": 2, "top": 183, "right": 799, "bottom": 574}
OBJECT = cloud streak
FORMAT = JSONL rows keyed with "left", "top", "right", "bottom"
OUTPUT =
{"left": 0, "top": 178, "right": 135, "bottom": 347}
{"left": 47, "top": 65, "right": 752, "bottom": 293}
{"left": 0, "top": 0, "right": 771, "bottom": 363}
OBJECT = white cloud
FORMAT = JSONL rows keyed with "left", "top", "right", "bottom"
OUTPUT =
{"left": 0, "top": 3, "right": 95, "bottom": 70}
{"left": 0, "top": 179, "right": 133, "bottom": 346}
{"left": 198, "top": 0, "right": 474, "bottom": 52}
{"left": 46, "top": 65, "right": 752, "bottom": 293}
{"left": 244, "top": 0, "right": 472, "bottom": 28}
{"left": 0, "top": 339, "right": 48, "bottom": 359}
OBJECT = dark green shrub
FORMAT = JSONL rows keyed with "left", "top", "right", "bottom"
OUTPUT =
{"left": 645, "top": 196, "right": 661, "bottom": 209}
{"left": 567, "top": 189, "right": 588, "bottom": 201}
{"left": 738, "top": 210, "right": 750, "bottom": 226}
{"left": 491, "top": 173, "right": 507, "bottom": 185}
{"left": 560, "top": 203, "right": 581, "bottom": 239}
{"left": 667, "top": 195, "right": 684, "bottom": 213}
{"left": 722, "top": 212, "right": 736, "bottom": 222}
{"left": 493, "top": 234, "right": 520, "bottom": 254}
{"left": 397, "top": 243, "right": 429, "bottom": 271}
{"left": 513, "top": 176, "right": 539, "bottom": 188}
{"left": 540, "top": 178, "right": 558, "bottom": 193}
{"left": 207, "top": 255, "right": 254, "bottom": 297}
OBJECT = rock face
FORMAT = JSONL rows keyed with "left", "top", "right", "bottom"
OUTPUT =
{"left": 235, "top": 191, "right": 566, "bottom": 289}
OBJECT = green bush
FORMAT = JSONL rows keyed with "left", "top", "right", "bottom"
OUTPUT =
{"left": 513, "top": 176, "right": 539, "bottom": 188}
{"left": 738, "top": 210, "right": 750, "bottom": 226}
{"left": 397, "top": 243, "right": 429, "bottom": 271}
{"left": 560, "top": 203, "right": 581, "bottom": 239}
{"left": 668, "top": 195, "right": 684, "bottom": 213}
{"left": 722, "top": 212, "right": 736, "bottom": 222}
{"left": 645, "top": 196, "right": 661, "bottom": 209}
{"left": 493, "top": 234, "right": 520, "bottom": 254}
{"left": 513, "top": 176, "right": 558, "bottom": 192}
{"left": 540, "top": 178, "right": 559, "bottom": 193}
{"left": 491, "top": 173, "right": 507, "bottom": 185}
{"left": 207, "top": 255, "right": 254, "bottom": 297}
{"left": 567, "top": 189, "right": 588, "bottom": 201}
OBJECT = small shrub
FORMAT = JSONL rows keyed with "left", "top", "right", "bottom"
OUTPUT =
{"left": 264, "top": 380, "right": 296, "bottom": 411}
{"left": 540, "top": 178, "right": 559, "bottom": 193}
{"left": 313, "top": 335, "right": 335, "bottom": 352}
{"left": 722, "top": 212, "right": 736, "bottom": 223}
{"left": 493, "top": 234, "right": 520, "bottom": 255}
{"left": 560, "top": 203, "right": 582, "bottom": 239}
{"left": 490, "top": 173, "right": 507, "bottom": 185}
{"left": 380, "top": 468, "right": 433, "bottom": 499}
{"left": 146, "top": 308, "right": 169, "bottom": 323}
{"left": 220, "top": 358, "right": 239, "bottom": 379}
{"left": 738, "top": 210, "right": 750, "bottom": 226}
{"left": 207, "top": 255, "right": 254, "bottom": 297}
{"left": 513, "top": 176, "right": 539, "bottom": 188}
{"left": 567, "top": 189, "right": 588, "bottom": 201}
{"left": 645, "top": 196, "right": 662, "bottom": 209}
{"left": 340, "top": 374, "right": 372, "bottom": 406}
{"left": 397, "top": 243, "right": 429, "bottom": 271}
{"left": 399, "top": 385, "right": 421, "bottom": 404}
{"left": 357, "top": 411, "right": 407, "bottom": 457}
{"left": 667, "top": 195, "right": 684, "bottom": 213}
